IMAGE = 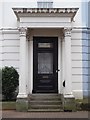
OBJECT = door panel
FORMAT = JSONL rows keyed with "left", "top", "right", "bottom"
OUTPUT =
{"left": 33, "top": 37, "right": 58, "bottom": 93}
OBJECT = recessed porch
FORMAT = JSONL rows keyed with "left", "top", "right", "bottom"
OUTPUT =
{"left": 13, "top": 7, "right": 78, "bottom": 111}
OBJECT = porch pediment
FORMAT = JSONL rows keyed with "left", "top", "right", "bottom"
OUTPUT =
{"left": 13, "top": 8, "right": 79, "bottom": 28}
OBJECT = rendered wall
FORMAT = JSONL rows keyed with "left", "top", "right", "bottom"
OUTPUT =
{"left": 88, "top": 1, "right": 90, "bottom": 97}
{"left": 0, "top": 0, "right": 85, "bottom": 99}
{"left": 82, "top": 0, "right": 90, "bottom": 97}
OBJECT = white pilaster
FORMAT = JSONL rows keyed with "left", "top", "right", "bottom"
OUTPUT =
{"left": 26, "top": 38, "right": 29, "bottom": 94}
{"left": 29, "top": 40, "right": 33, "bottom": 94}
{"left": 28, "top": 35, "right": 33, "bottom": 94}
{"left": 17, "top": 27, "right": 27, "bottom": 98}
{"left": 64, "top": 28, "right": 73, "bottom": 95}
{"left": 61, "top": 37, "right": 65, "bottom": 94}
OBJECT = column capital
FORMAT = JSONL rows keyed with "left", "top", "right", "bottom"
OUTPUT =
{"left": 64, "top": 28, "right": 72, "bottom": 37}
{"left": 19, "top": 27, "right": 27, "bottom": 37}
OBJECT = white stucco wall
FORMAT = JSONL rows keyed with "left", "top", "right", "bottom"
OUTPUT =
{"left": 81, "top": 0, "right": 90, "bottom": 97}
{"left": 0, "top": 0, "right": 88, "bottom": 99}
{"left": 88, "top": 1, "right": 90, "bottom": 97}
{"left": 2, "top": 29, "right": 19, "bottom": 72}
{"left": 1, "top": 0, "right": 82, "bottom": 28}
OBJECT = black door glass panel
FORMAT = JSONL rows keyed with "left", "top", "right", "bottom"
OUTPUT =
{"left": 38, "top": 53, "right": 53, "bottom": 74}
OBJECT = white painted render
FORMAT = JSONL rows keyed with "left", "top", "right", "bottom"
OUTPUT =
{"left": 0, "top": 0, "right": 89, "bottom": 99}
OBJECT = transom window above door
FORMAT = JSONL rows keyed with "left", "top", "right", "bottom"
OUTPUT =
{"left": 38, "top": 43, "right": 53, "bottom": 48}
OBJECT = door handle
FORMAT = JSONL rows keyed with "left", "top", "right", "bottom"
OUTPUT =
{"left": 63, "top": 80, "right": 65, "bottom": 87}
{"left": 56, "top": 69, "right": 60, "bottom": 73}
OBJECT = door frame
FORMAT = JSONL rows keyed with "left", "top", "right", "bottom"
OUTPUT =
{"left": 33, "top": 37, "right": 58, "bottom": 93}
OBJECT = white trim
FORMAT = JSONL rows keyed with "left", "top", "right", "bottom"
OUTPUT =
{"left": 26, "top": 40, "right": 29, "bottom": 94}
{"left": 2, "top": 29, "right": 19, "bottom": 34}
{"left": 17, "top": 93, "right": 27, "bottom": 98}
{"left": 29, "top": 28, "right": 63, "bottom": 94}
{"left": 58, "top": 36, "right": 61, "bottom": 94}
{"left": 28, "top": 40, "right": 33, "bottom": 94}
{"left": 64, "top": 94, "right": 74, "bottom": 98}
{"left": 61, "top": 38, "right": 65, "bottom": 94}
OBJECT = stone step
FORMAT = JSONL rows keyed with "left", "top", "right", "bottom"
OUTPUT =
{"left": 29, "top": 104, "right": 63, "bottom": 109}
{"left": 29, "top": 94, "right": 61, "bottom": 100}
{"left": 29, "top": 100, "right": 62, "bottom": 105}
{"left": 30, "top": 98, "right": 61, "bottom": 101}
{"left": 28, "top": 94, "right": 63, "bottom": 112}
{"left": 28, "top": 108, "right": 63, "bottom": 112}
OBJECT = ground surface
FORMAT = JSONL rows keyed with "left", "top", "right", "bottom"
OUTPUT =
{"left": 1, "top": 110, "right": 89, "bottom": 119}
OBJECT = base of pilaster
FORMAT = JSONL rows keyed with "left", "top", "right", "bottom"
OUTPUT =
{"left": 62, "top": 94, "right": 76, "bottom": 111}
{"left": 16, "top": 97, "right": 28, "bottom": 112}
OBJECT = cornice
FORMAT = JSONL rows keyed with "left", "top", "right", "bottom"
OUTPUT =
{"left": 12, "top": 8, "right": 79, "bottom": 21}
{"left": 1, "top": 27, "right": 90, "bottom": 34}
{"left": 1, "top": 28, "right": 19, "bottom": 34}
{"left": 13, "top": 8, "right": 79, "bottom": 14}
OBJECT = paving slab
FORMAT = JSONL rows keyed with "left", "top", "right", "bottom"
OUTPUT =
{"left": 1, "top": 110, "right": 89, "bottom": 119}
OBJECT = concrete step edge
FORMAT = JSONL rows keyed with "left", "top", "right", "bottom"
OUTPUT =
{"left": 28, "top": 109, "right": 63, "bottom": 112}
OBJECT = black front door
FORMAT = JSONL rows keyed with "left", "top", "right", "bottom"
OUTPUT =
{"left": 33, "top": 37, "right": 58, "bottom": 93}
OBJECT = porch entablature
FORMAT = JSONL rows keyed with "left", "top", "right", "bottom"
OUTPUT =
{"left": 13, "top": 8, "right": 79, "bottom": 28}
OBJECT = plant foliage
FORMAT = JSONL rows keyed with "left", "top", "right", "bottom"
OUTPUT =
{"left": 2, "top": 66, "right": 19, "bottom": 100}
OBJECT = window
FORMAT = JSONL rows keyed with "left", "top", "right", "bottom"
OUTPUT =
{"left": 38, "top": 43, "right": 53, "bottom": 48}
{"left": 37, "top": 1, "right": 53, "bottom": 8}
{"left": 38, "top": 53, "right": 53, "bottom": 74}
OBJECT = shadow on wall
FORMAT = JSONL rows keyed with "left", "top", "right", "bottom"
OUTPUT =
{"left": 88, "top": 1, "right": 90, "bottom": 98}
{"left": 82, "top": 1, "right": 90, "bottom": 98}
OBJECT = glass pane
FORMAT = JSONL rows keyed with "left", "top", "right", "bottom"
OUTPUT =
{"left": 38, "top": 53, "right": 53, "bottom": 74}
{"left": 38, "top": 43, "right": 53, "bottom": 48}
{"left": 37, "top": 1, "right": 53, "bottom": 8}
